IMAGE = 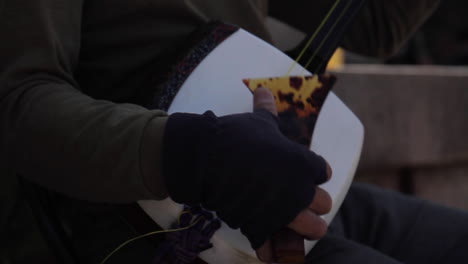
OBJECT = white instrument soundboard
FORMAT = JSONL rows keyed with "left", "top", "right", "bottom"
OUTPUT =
{"left": 138, "top": 28, "right": 364, "bottom": 263}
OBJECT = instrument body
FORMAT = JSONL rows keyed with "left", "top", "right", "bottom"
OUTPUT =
{"left": 138, "top": 28, "right": 364, "bottom": 263}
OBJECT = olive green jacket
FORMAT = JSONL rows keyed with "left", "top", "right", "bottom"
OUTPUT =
{"left": 0, "top": 0, "right": 439, "bottom": 202}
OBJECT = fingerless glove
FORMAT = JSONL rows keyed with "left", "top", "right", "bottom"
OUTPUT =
{"left": 163, "top": 109, "right": 328, "bottom": 249}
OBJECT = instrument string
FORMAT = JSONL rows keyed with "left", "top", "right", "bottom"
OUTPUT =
{"left": 99, "top": 211, "right": 203, "bottom": 264}
{"left": 303, "top": 0, "right": 353, "bottom": 71}
{"left": 287, "top": 0, "right": 341, "bottom": 75}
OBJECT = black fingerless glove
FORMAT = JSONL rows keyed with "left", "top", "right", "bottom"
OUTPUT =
{"left": 163, "top": 110, "right": 328, "bottom": 249}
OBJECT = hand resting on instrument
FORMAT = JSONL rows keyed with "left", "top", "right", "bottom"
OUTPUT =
{"left": 162, "top": 87, "right": 332, "bottom": 255}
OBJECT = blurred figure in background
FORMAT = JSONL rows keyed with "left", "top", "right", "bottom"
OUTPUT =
{"left": 388, "top": 0, "right": 468, "bottom": 65}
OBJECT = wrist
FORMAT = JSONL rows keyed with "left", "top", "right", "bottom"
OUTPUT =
{"left": 163, "top": 111, "right": 218, "bottom": 204}
{"left": 141, "top": 115, "right": 170, "bottom": 200}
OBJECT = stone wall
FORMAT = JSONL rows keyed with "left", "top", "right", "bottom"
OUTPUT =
{"left": 332, "top": 65, "right": 468, "bottom": 210}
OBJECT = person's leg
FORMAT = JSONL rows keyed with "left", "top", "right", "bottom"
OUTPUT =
{"left": 330, "top": 183, "right": 468, "bottom": 264}
{"left": 307, "top": 234, "right": 403, "bottom": 264}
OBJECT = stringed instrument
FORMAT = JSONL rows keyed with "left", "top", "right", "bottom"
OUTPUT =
{"left": 132, "top": 0, "right": 366, "bottom": 263}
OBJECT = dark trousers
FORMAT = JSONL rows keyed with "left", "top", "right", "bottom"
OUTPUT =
{"left": 72, "top": 183, "right": 468, "bottom": 263}
{"left": 308, "top": 183, "right": 468, "bottom": 263}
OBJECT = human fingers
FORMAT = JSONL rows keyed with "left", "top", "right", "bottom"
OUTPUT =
{"left": 255, "top": 240, "right": 274, "bottom": 263}
{"left": 253, "top": 86, "right": 278, "bottom": 116}
{"left": 256, "top": 188, "right": 331, "bottom": 263}
{"left": 308, "top": 187, "right": 332, "bottom": 215}
{"left": 304, "top": 152, "right": 332, "bottom": 185}
{"left": 287, "top": 209, "right": 328, "bottom": 240}
{"left": 325, "top": 162, "right": 332, "bottom": 182}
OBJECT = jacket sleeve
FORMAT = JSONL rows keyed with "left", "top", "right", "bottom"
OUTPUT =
{"left": 269, "top": 0, "right": 441, "bottom": 59}
{"left": 0, "top": 0, "right": 168, "bottom": 202}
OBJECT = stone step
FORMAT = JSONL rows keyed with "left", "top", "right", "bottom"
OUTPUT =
{"left": 332, "top": 65, "right": 468, "bottom": 169}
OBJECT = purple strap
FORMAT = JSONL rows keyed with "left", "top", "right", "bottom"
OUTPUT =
{"left": 153, "top": 206, "right": 221, "bottom": 264}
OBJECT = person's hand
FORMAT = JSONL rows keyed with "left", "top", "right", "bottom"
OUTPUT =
{"left": 253, "top": 87, "right": 333, "bottom": 262}
{"left": 163, "top": 87, "right": 332, "bottom": 250}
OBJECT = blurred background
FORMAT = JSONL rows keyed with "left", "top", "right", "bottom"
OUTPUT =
{"left": 333, "top": 0, "right": 468, "bottom": 208}
{"left": 1, "top": 0, "right": 468, "bottom": 263}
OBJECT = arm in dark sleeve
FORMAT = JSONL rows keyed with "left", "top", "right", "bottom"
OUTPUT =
{"left": 0, "top": 0, "right": 168, "bottom": 202}
{"left": 269, "top": 0, "right": 441, "bottom": 59}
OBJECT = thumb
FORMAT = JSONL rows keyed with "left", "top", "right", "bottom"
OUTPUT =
{"left": 253, "top": 87, "right": 278, "bottom": 116}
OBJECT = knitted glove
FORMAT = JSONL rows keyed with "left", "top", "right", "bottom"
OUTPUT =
{"left": 163, "top": 109, "right": 328, "bottom": 249}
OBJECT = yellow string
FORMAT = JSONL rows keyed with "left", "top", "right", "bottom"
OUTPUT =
{"left": 303, "top": 0, "right": 353, "bottom": 70}
{"left": 286, "top": 0, "right": 341, "bottom": 75}
{"left": 99, "top": 216, "right": 203, "bottom": 264}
